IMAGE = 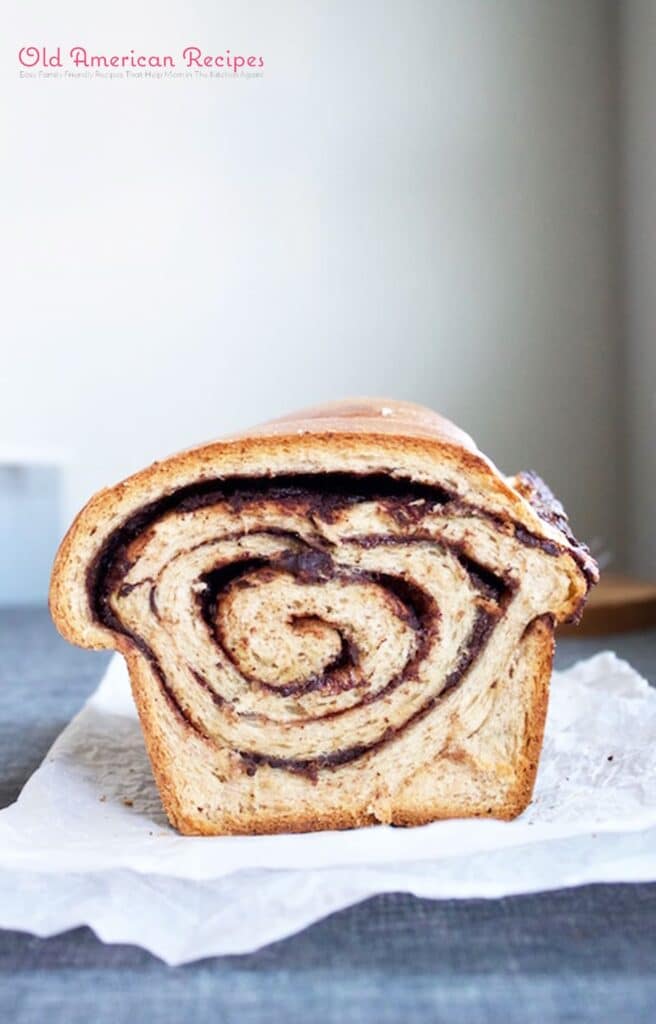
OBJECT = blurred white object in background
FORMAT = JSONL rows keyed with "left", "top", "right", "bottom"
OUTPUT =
{"left": 0, "top": 448, "right": 64, "bottom": 606}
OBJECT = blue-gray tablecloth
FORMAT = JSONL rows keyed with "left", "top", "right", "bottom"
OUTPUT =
{"left": 1, "top": 609, "right": 655, "bottom": 1023}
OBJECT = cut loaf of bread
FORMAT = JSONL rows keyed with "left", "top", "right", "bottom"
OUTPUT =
{"left": 50, "top": 398, "right": 597, "bottom": 835}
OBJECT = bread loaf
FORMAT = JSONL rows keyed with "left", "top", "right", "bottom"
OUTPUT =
{"left": 50, "top": 399, "right": 597, "bottom": 835}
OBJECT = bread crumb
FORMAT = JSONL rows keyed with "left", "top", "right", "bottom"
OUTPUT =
{"left": 380, "top": 407, "right": 393, "bottom": 416}
{"left": 123, "top": 798, "right": 134, "bottom": 807}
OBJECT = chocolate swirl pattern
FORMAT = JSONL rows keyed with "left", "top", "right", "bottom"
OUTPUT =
{"left": 51, "top": 400, "right": 597, "bottom": 834}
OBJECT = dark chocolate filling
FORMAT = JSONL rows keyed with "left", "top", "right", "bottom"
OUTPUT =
{"left": 88, "top": 473, "right": 454, "bottom": 619}
{"left": 239, "top": 607, "right": 498, "bottom": 779}
{"left": 208, "top": 552, "right": 440, "bottom": 704}
{"left": 199, "top": 555, "right": 366, "bottom": 699}
{"left": 201, "top": 552, "right": 441, "bottom": 701}
{"left": 512, "top": 470, "right": 598, "bottom": 586}
{"left": 87, "top": 470, "right": 585, "bottom": 620}
{"left": 85, "top": 471, "right": 578, "bottom": 774}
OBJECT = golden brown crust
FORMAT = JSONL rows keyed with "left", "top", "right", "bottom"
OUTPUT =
{"left": 49, "top": 398, "right": 595, "bottom": 835}
{"left": 236, "top": 397, "right": 481, "bottom": 451}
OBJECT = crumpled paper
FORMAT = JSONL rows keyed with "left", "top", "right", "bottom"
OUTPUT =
{"left": 1, "top": 652, "right": 655, "bottom": 963}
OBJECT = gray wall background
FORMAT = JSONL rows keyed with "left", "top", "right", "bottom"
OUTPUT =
{"left": 2, "top": 1, "right": 650, "bottom": 586}
{"left": 620, "top": 1, "right": 656, "bottom": 575}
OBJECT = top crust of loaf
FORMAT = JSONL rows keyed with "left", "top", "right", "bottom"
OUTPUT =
{"left": 50, "top": 397, "right": 597, "bottom": 651}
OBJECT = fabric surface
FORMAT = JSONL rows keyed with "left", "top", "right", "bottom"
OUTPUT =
{"left": 1, "top": 608, "right": 655, "bottom": 1022}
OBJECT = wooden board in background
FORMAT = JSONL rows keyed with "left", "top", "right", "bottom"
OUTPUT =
{"left": 559, "top": 573, "right": 656, "bottom": 636}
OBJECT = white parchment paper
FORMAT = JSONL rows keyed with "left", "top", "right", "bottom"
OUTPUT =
{"left": 1, "top": 652, "right": 655, "bottom": 963}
